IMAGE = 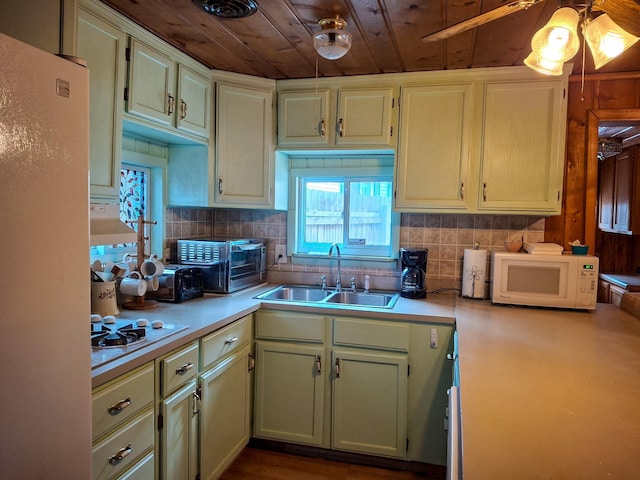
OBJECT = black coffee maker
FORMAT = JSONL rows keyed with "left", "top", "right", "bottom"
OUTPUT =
{"left": 400, "top": 248, "right": 428, "bottom": 298}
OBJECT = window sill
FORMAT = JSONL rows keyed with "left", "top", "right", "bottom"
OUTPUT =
{"left": 291, "top": 253, "right": 398, "bottom": 270}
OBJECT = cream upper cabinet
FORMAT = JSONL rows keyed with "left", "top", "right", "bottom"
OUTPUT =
{"left": 277, "top": 83, "right": 397, "bottom": 148}
{"left": 478, "top": 80, "right": 566, "bottom": 213}
{"left": 127, "top": 38, "right": 210, "bottom": 140}
{"left": 78, "top": 6, "right": 127, "bottom": 201}
{"left": 214, "top": 82, "right": 276, "bottom": 208}
{"left": 394, "top": 66, "right": 568, "bottom": 215}
{"left": 395, "top": 83, "right": 474, "bottom": 211}
{"left": 278, "top": 89, "right": 331, "bottom": 145}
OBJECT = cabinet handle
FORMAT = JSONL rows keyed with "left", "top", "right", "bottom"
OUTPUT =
{"left": 167, "top": 94, "right": 175, "bottom": 115}
{"left": 218, "top": 177, "right": 224, "bottom": 194}
{"left": 460, "top": 182, "right": 465, "bottom": 199}
{"left": 320, "top": 118, "right": 326, "bottom": 137}
{"left": 176, "top": 362, "right": 194, "bottom": 375}
{"left": 107, "top": 397, "right": 131, "bottom": 415}
{"left": 180, "top": 99, "right": 187, "bottom": 119}
{"left": 192, "top": 390, "right": 200, "bottom": 415}
{"left": 338, "top": 118, "right": 344, "bottom": 137}
{"left": 482, "top": 182, "right": 487, "bottom": 202}
{"left": 447, "top": 353, "right": 458, "bottom": 361}
{"left": 334, "top": 358, "right": 341, "bottom": 378}
{"left": 224, "top": 336, "right": 238, "bottom": 345}
{"left": 248, "top": 353, "right": 255, "bottom": 372}
{"left": 108, "top": 443, "right": 132, "bottom": 465}
{"left": 316, "top": 355, "right": 322, "bottom": 375}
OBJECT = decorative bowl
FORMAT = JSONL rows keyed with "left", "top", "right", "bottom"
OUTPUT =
{"left": 504, "top": 241, "right": 523, "bottom": 253}
{"left": 571, "top": 245, "right": 589, "bottom": 255}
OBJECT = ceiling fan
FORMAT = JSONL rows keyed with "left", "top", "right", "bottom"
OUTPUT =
{"left": 420, "top": 0, "right": 640, "bottom": 43}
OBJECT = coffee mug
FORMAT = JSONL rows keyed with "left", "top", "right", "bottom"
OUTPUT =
{"left": 119, "top": 271, "right": 147, "bottom": 297}
{"left": 121, "top": 253, "right": 137, "bottom": 273}
{"left": 145, "top": 275, "right": 159, "bottom": 292}
{"left": 141, "top": 254, "right": 164, "bottom": 277}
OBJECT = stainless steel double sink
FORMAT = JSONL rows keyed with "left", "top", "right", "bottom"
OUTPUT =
{"left": 255, "top": 285, "right": 400, "bottom": 309}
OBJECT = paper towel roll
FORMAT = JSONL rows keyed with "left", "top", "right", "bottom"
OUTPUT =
{"left": 462, "top": 248, "right": 487, "bottom": 299}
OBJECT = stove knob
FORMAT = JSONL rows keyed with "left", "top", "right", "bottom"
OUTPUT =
{"left": 152, "top": 320, "right": 164, "bottom": 329}
{"left": 136, "top": 318, "right": 149, "bottom": 327}
{"left": 90, "top": 314, "right": 102, "bottom": 323}
{"left": 103, "top": 315, "right": 117, "bottom": 324}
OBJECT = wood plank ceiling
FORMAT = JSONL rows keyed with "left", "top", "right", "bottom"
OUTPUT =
{"left": 100, "top": 0, "right": 640, "bottom": 80}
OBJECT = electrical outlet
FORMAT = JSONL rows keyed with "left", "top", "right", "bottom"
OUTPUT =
{"left": 275, "top": 245, "right": 287, "bottom": 264}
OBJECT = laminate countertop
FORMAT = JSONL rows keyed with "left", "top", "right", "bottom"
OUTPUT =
{"left": 455, "top": 299, "right": 640, "bottom": 480}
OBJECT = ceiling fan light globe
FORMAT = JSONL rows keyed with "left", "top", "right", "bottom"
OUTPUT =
{"left": 583, "top": 14, "right": 640, "bottom": 69}
{"left": 524, "top": 51, "right": 565, "bottom": 76}
{"left": 531, "top": 7, "right": 580, "bottom": 62}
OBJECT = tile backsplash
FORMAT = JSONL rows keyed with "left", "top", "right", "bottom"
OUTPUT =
{"left": 165, "top": 207, "right": 545, "bottom": 291}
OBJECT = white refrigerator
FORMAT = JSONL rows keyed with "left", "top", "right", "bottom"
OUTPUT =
{"left": 0, "top": 33, "right": 92, "bottom": 478}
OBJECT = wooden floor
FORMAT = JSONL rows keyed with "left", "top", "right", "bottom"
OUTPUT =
{"left": 220, "top": 447, "right": 438, "bottom": 480}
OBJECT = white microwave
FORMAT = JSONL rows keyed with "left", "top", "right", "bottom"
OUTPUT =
{"left": 491, "top": 252, "right": 599, "bottom": 310}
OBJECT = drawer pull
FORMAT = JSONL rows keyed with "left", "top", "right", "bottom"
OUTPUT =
{"left": 224, "top": 336, "right": 238, "bottom": 345}
{"left": 107, "top": 397, "right": 132, "bottom": 415}
{"left": 316, "top": 355, "right": 322, "bottom": 375}
{"left": 176, "top": 362, "right": 194, "bottom": 375}
{"left": 108, "top": 443, "right": 132, "bottom": 465}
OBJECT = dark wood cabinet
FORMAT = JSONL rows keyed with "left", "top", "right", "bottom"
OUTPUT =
{"left": 598, "top": 147, "right": 640, "bottom": 235}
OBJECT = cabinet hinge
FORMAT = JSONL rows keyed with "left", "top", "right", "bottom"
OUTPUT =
{"left": 248, "top": 352, "right": 255, "bottom": 372}
{"left": 196, "top": 386, "right": 202, "bottom": 399}
{"left": 407, "top": 364, "right": 410, "bottom": 376}
{"left": 391, "top": 97, "right": 395, "bottom": 109}
{"left": 157, "top": 413, "right": 163, "bottom": 430}
{"left": 563, "top": 88, "right": 566, "bottom": 99}
{"left": 125, "top": 47, "right": 131, "bottom": 62}
{"left": 406, "top": 438, "right": 409, "bottom": 451}
{"left": 390, "top": 125, "right": 393, "bottom": 137}
{"left": 558, "top": 190, "right": 560, "bottom": 201}
{"left": 124, "top": 87, "right": 129, "bottom": 102}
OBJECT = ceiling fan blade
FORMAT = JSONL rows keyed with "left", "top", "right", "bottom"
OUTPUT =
{"left": 421, "top": 0, "right": 544, "bottom": 43}
{"left": 592, "top": 0, "right": 640, "bottom": 36}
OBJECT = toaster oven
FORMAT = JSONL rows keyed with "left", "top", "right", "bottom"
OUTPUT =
{"left": 177, "top": 238, "right": 266, "bottom": 293}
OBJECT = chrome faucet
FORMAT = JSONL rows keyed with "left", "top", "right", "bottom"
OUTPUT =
{"left": 328, "top": 243, "right": 342, "bottom": 292}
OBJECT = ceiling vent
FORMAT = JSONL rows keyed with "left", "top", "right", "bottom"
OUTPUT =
{"left": 193, "top": 0, "right": 258, "bottom": 18}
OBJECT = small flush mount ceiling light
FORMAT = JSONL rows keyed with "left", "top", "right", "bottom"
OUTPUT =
{"left": 583, "top": 13, "right": 640, "bottom": 69}
{"left": 313, "top": 16, "right": 352, "bottom": 60}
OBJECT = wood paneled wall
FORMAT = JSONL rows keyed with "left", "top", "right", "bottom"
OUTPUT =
{"left": 544, "top": 72, "right": 640, "bottom": 273}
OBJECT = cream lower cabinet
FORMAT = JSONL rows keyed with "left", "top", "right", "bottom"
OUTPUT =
{"left": 254, "top": 310, "right": 452, "bottom": 465}
{"left": 332, "top": 348, "right": 408, "bottom": 458}
{"left": 92, "top": 363, "right": 155, "bottom": 480}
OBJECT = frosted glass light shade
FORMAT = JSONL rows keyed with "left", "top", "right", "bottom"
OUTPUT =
{"left": 524, "top": 51, "right": 565, "bottom": 75}
{"left": 313, "top": 17, "right": 352, "bottom": 60}
{"left": 531, "top": 7, "right": 580, "bottom": 62}
{"left": 583, "top": 14, "right": 640, "bottom": 69}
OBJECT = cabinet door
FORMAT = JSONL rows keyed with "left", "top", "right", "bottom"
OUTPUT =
{"left": 78, "top": 8, "right": 126, "bottom": 201}
{"left": 199, "top": 346, "right": 252, "bottom": 480}
{"left": 336, "top": 87, "right": 396, "bottom": 146}
{"left": 254, "top": 341, "right": 325, "bottom": 446}
{"left": 160, "top": 380, "right": 198, "bottom": 480}
{"left": 177, "top": 65, "right": 210, "bottom": 138}
{"left": 395, "top": 84, "right": 474, "bottom": 211}
{"left": 215, "top": 83, "right": 273, "bottom": 207}
{"left": 479, "top": 80, "right": 565, "bottom": 213}
{"left": 599, "top": 156, "right": 615, "bottom": 231}
{"left": 128, "top": 38, "right": 176, "bottom": 127}
{"left": 613, "top": 151, "right": 634, "bottom": 233}
{"left": 278, "top": 90, "right": 331, "bottom": 145}
{"left": 332, "top": 349, "right": 408, "bottom": 458}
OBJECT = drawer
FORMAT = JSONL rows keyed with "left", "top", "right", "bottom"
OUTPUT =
{"left": 333, "top": 317, "right": 410, "bottom": 352}
{"left": 256, "top": 310, "right": 325, "bottom": 342}
{"left": 92, "top": 363, "right": 154, "bottom": 441}
{"left": 159, "top": 341, "right": 199, "bottom": 396}
{"left": 119, "top": 451, "right": 154, "bottom": 480}
{"left": 201, "top": 314, "right": 252, "bottom": 370}
{"left": 92, "top": 408, "right": 154, "bottom": 480}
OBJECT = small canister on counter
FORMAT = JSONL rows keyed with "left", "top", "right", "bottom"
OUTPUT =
{"left": 91, "top": 280, "right": 119, "bottom": 316}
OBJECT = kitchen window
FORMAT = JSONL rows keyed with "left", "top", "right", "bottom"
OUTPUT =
{"left": 289, "top": 154, "right": 400, "bottom": 263}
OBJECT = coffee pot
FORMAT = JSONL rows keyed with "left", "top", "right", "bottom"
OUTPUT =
{"left": 400, "top": 248, "right": 428, "bottom": 298}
